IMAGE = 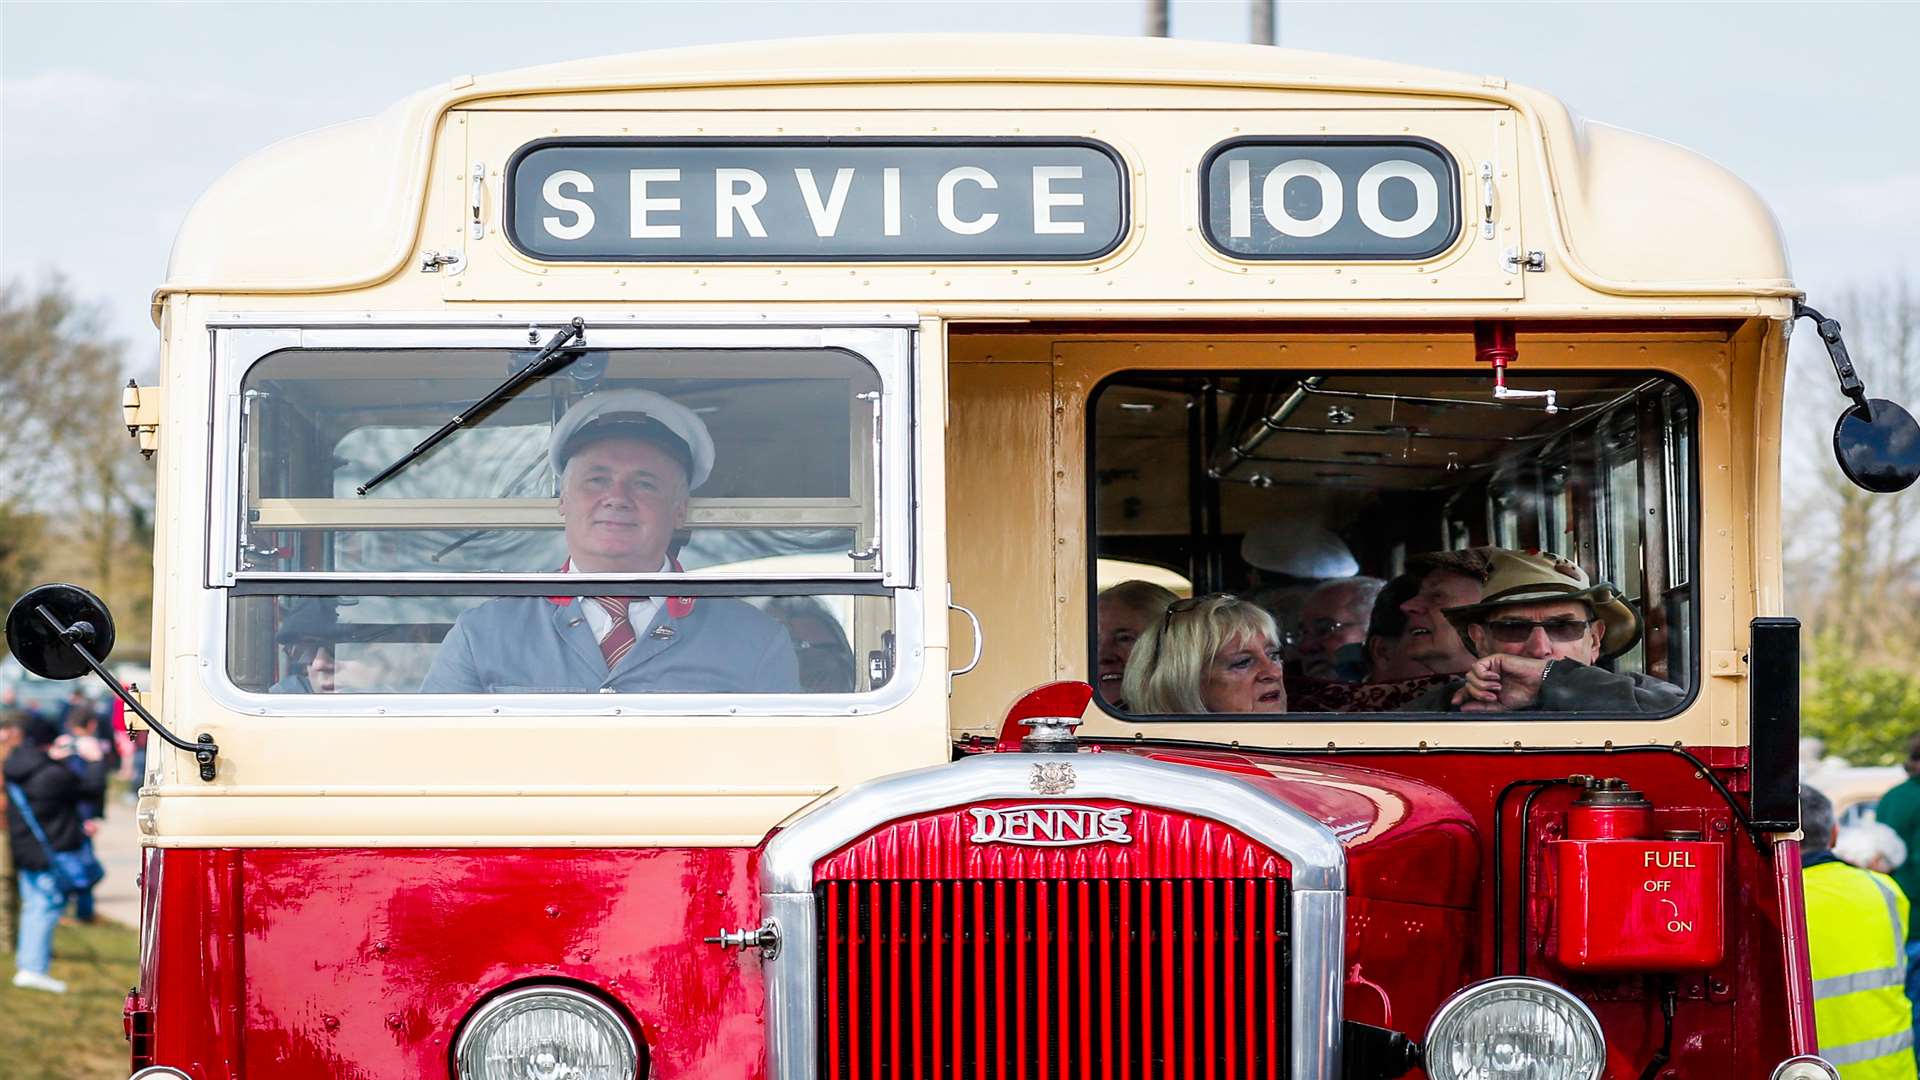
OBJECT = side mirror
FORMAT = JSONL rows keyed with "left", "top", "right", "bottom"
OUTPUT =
{"left": 5, "top": 583, "right": 222, "bottom": 782}
{"left": 1797, "top": 302, "right": 1920, "bottom": 493}
{"left": 4, "top": 583, "right": 116, "bottom": 680}
{"left": 1834, "top": 398, "right": 1920, "bottom": 494}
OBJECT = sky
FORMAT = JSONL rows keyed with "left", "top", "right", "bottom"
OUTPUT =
{"left": 2, "top": 0, "right": 1917, "bottom": 377}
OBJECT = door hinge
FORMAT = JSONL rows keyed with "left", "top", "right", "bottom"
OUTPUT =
{"left": 120, "top": 380, "right": 163, "bottom": 459}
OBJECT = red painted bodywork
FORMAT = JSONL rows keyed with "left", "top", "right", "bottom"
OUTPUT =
{"left": 139, "top": 847, "right": 767, "bottom": 1079}
{"left": 129, "top": 745, "right": 1804, "bottom": 1079}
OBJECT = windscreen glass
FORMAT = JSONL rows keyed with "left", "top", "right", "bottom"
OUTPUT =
{"left": 1090, "top": 371, "right": 1696, "bottom": 719}
{"left": 227, "top": 592, "right": 895, "bottom": 696}
{"left": 229, "top": 344, "right": 898, "bottom": 697}
{"left": 237, "top": 347, "right": 882, "bottom": 576}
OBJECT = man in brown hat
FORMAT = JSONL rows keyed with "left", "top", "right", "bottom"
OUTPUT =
{"left": 1401, "top": 548, "right": 1684, "bottom": 714}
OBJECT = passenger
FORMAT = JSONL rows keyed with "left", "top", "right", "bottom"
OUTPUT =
{"left": 1121, "top": 594, "right": 1286, "bottom": 715}
{"left": 1397, "top": 547, "right": 1494, "bottom": 678}
{"left": 764, "top": 597, "right": 857, "bottom": 694}
{"left": 1095, "top": 580, "right": 1178, "bottom": 707}
{"left": 1362, "top": 573, "right": 1428, "bottom": 683}
{"left": 1403, "top": 549, "right": 1683, "bottom": 714}
{"left": 421, "top": 390, "right": 799, "bottom": 694}
{"left": 270, "top": 600, "right": 342, "bottom": 693}
{"left": 1294, "top": 576, "right": 1384, "bottom": 683}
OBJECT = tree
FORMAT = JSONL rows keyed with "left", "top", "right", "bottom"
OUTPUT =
{"left": 1785, "top": 279, "right": 1920, "bottom": 763}
{"left": 1782, "top": 279, "right": 1920, "bottom": 661}
{"left": 0, "top": 278, "right": 156, "bottom": 658}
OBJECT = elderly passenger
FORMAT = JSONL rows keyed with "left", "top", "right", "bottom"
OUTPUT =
{"left": 421, "top": 389, "right": 798, "bottom": 694}
{"left": 1397, "top": 548, "right": 1493, "bottom": 678}
{"left": 1095, "top": 580, "right": 1179, "bottom": 707}
{"left": 1404, "top": 549, "right": 1682, "bottom": 714}
{"left": 1122, "top": 594, "right": 1286, "bottom": 715}
{"left": 1293, "top": 576, "right": 1385, "bottom": 683}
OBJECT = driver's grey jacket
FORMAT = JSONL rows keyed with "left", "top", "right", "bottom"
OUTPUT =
{"left": 420, "top": 595, "right": 799, "bottom": 694}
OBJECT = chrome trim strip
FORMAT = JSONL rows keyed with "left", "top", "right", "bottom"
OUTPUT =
{"left": 205, "top": 310, "right": 922, "bottom": 328}
{"left": 759, "top": 752, "right": 1347, "bottom": 1080}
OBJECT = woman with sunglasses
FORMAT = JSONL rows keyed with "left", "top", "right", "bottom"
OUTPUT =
{"left": 1400, "top": 549, "right": 1683, "bottom": 715}
{"left": 1120, "top": 594, "right": 1288, "bottom": 715}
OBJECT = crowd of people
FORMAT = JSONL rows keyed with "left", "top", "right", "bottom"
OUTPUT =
{"left": 2, "top": 689, "right": 128, "bottom": 994}
{"left": 1096, "top": 538, "right": 1682, "bottom": 717}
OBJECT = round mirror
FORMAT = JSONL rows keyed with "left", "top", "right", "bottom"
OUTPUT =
{"left": 1834, "top": 398, "right": 1920, "bottom": 494}
{"left": 4, "top": 583, "right": 115, "bottom": 680}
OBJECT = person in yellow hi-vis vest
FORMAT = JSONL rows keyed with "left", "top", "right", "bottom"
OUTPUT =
{"left": 1804, "top": 784, "right": 1919, "bottom": 1078}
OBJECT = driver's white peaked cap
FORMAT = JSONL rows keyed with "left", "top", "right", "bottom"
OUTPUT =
{"left": 547, "top": 389, "right": 715, "bottom": 491}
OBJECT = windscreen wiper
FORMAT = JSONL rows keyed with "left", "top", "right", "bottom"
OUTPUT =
{"left": 357, "top": 318, "right": 587, "bottom": 496}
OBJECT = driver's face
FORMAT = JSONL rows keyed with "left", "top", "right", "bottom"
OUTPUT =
{"left": 558, "top": 438, "right": 690, "bottom": 573}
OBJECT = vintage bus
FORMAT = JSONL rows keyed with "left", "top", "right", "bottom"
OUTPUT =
{"left": 11, "top": 32, "right": 1920, "bottom": 1080}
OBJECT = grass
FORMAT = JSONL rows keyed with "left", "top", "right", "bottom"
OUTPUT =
{"left": 0, "top": 919, "right": 139, "bottom": 1080}
{"left": 1, "top": 829, "right": 139, "bottom": 1080}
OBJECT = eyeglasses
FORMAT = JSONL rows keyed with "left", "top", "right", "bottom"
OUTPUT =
{"left": 1300, "top": 617, "right": 1353, "bottom": 640}
{"left": 1482, "top": 617, "right": 1593, "bottom": 644}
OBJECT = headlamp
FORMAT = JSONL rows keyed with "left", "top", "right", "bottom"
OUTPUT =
{"left": 453, "top": 985, "right": 640, "bottom": 1080}
{"left": 1423, "top": 976, "right": 1604, "bottom": 1080}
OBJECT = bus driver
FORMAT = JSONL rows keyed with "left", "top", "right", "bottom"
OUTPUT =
{"left": 420, "top": 390, "right": 801, "bottom": 695}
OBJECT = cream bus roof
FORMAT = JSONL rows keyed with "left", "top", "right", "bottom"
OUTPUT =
{"left": 157, "top": 34, "right": 1792, "bottom": 314}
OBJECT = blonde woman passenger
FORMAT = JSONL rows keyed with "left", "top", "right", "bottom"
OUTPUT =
{"left": 1121, "top": 594, "right": 1287, "bottom": 715}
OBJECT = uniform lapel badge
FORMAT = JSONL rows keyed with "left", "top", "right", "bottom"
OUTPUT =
{"left": 649, "top": 625, "right": 676, "bottom": 640}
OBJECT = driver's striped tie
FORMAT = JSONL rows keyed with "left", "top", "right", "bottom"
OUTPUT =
{"left": 594, "top": 597, "right": 637, "bottom": 668}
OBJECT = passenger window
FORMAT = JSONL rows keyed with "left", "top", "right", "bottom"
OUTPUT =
{"left": 1089, "top": 371, "right": 1697, "bottom": 718}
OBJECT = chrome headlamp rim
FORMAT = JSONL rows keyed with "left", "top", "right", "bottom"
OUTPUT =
{"left": 129, "top": 1069, "right": 194, "bottom": 1080}
{"left": 452, "top": 984, "right": 639, "bottom": 1079}
{"left": 1423, "top": 975, "right": 1605, "bottom": 1080}
{"left": 1771, "top": 1056, "right": 1841, "bottom": 1080}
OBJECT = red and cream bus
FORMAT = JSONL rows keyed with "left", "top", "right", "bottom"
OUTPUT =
{"left": 11, "top": 32, "right": 1920, "bottom": 1080}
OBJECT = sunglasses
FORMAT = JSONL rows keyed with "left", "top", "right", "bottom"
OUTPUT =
{"left": 1482, "top": 617, "right": 1593, "bottom": 644}
{"left": 1141, "top": 593, "right": 1240, "bottom": 673}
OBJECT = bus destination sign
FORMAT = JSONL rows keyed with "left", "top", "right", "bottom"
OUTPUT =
{"left": 1200, "top": 139, "right": 1460, "bottom": 261}
{"left": 506, "top": 139, "right": 1128, "bottom": 262}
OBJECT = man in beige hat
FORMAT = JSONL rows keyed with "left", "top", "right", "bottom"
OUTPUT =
{"left": 1401, "top": 549, "right": 1683, "bottom": 714}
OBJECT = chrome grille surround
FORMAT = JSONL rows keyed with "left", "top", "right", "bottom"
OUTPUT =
{"left": 759, "top": 753, "right": 1348, "bottom": 1079}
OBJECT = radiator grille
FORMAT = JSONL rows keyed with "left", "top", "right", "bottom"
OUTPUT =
{"left": 816, "top": 876, "right": 1291, "bottom": 1080}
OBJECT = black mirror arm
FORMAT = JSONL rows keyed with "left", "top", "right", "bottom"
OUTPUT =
{"left": 1795, "top": 301, "right": 1873, "bottom": 416}
{"left": 34, "top": 604, "right": 219, "bottom": 782}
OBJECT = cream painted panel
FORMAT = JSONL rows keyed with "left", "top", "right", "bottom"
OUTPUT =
{"left": 946, "top": 360, "right": 1058, "bottom": 737}
{"left": 455, "top": 108, "right": 1522, "bottom": 306}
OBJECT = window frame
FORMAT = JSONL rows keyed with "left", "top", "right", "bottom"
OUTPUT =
{"left": 1082, "top": 366, "right": 1704, "bottom": 725}
{"left": 202, "top": 313, "right": 925, "bottom": 715}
